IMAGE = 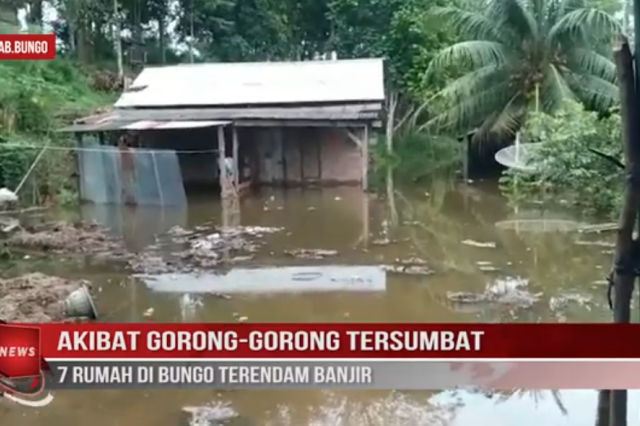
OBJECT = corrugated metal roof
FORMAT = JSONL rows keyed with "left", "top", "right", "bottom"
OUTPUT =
{"left": 59, "top": 119, "right": 229, "bottom": 132}
{"left": 123, "top": 120, "right": 229, "bottom": 130}
{"left": 115, "top": 58, "right": 385, "bottom": 108}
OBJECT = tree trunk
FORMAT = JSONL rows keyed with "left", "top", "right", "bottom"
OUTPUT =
{"left": 595, "top": 390, "right": 611, "bottom": 426}
{"left": 159, "top": 16, "right": 166, "bottom": 63}
{"left": 113, "top": 0, "right": 123, "bottom": 79}
{"left": 29, "top": 0, "right": 42, "bottom": 26}
{"left": 595, "top": 34, "right": 640, "bottom": 426}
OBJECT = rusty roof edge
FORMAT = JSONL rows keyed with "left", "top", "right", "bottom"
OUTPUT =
{"left": 60, "top": 102, "right": 383, "bottom": 132}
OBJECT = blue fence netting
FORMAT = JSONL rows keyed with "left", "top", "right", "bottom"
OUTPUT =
{"left": 77, "top": 139, "right": 187, "bottom": 206}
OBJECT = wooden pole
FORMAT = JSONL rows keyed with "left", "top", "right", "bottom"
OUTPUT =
{"left": 596, "top": 35, "right": 640, "bottom": 426}
{"left": 362, "top": 125, "right": 369, "bottom": 191}
{"left": 217, "top": 125, "right": 226, "bottom": 197}
{"left": 232, "top": 126, "right": 239, "bottom": 187}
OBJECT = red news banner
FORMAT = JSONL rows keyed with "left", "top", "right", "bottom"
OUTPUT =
{"left": 0, "top": 34, "right": 56, "bottom": 60}
{"left": 2, "top": 323, "right": 640, "bottom": 392}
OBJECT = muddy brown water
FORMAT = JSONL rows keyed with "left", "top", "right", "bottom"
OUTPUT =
{"left": 1, "top": 181, "right": 630, "bottom": 425}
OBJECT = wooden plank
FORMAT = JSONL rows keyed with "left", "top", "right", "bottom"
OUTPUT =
{"left": 233, "top": 120, "right": 383, "bottom": 128}
{"left": 462, "top": 135, "right": 469, "bottom": 182}
{"left": 217, "top": 125, "right": 226, "bottom": 195}
{"left": 232, "top": 126, "right": 239, "bottom": 187}
{"left": 362, "top": 125, "right": 369, "bottom": 191}
{"left": 346, "top": 129, "right": 362, "bottom": 147}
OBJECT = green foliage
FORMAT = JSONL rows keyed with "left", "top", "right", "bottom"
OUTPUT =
{"left": 372, "top": 128, "right": 460, "bottom": 187}
{"left": 499, "top": 100, "right": 622, "bottom": 218}
{"left": 373, "top": 131, "right": 461, "bottom": 185}
{"left": 0, "top": 58, "right": 113, "bottom": 205}
{"left": 0, "top": 59, "right": 112, "bottom": 134}
{"left": 427, "top": 0, "right": 620, "bottom": 137}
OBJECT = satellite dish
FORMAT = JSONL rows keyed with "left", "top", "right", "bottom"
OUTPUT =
{"left": 494, "top": 133, "right": 543, "bottom": 171}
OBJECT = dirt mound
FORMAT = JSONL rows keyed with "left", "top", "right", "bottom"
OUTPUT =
{"left": 6, "top": 221, "right": 126, "bottom": 257}
{"left": 0, "top": 273, "right": 91, "bottom": 322}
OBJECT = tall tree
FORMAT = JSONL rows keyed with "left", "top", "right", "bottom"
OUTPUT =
{"left": 426, "top": 0, "right": 621, "bottom": 136}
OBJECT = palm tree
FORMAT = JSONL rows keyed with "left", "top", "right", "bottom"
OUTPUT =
{"left": 426, "top": 0, "right": 621, "bottom": 137}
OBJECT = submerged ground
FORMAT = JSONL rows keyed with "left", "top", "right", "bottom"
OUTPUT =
{"left": 0, "top": 181, "right": 625, "bottom": 425}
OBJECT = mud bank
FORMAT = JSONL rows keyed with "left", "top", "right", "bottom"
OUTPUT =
{"left": 0, "top": 273, "right": 92, "bottom": 322}
{"left": 6, "top": 221, "right": 128, "bottom": 259}
{"left": 3, "top": 221, "right": 283, "bottom": 274}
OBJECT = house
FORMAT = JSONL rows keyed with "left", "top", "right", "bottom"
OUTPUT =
{"left": 61, "top": 58, "right": 385, "bottom": 196}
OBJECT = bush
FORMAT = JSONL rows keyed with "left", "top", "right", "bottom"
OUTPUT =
{"left": 372, "top": 128, "right": 460, "bottom": 188}
{"left": 499, "top": 100, "right": 623, "bottom": 218}
{"left": 0, "top": 59, "right": 114, "bottom": 205}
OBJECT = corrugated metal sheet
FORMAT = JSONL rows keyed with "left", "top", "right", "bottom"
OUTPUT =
{"left": 123, "top": 120, "right": 229, "bottom": 130}
{"left": 141, "top": 266, "right": 387, "bottom": 293}
{"left": 60, "top": 119, "right": 229, "bottom": 132}
{"left": 115, "top": 58, "right": 385, "bottom": 108}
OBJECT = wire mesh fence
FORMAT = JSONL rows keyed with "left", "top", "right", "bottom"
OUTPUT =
{"left": 77, "top": 138, "right": 187, "bottom": 206}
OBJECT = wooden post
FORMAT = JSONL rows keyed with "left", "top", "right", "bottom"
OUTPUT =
{"left": 362, "top": 125, "right": 369, "bottom": 191}
{"left": 362, "top": 190, "right": 369, "bottom": 245}
{"left": 232, "top": 126, "right": 239, "bottom": 187}
{"left": 74, "top": 133, "right": 84, "bottom": 203}
{"left": 462, "top": 135, "right": 469, "bottom": 182}
{"left": 217, "top": 125, "right": 226, "bottom": 196}
{"left": 595, "top": 35, "right": 640, "bottom": 426}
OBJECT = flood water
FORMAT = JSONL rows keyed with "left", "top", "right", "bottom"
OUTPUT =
{"left": 1, "top": 180, "right": 626, "bottom": 425}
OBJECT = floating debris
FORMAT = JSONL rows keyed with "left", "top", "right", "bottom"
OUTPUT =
{"left": 549, "top": 293, "right": 593, "bottom": 323}
{"left": 0, "top": 217, "right": 21, "bottom": 234}
{"left": 157, "top": 225, "right": 284, "bottom": 271}
{"left": 210, "top": 293, "right": 232, "bottom": 300}
{"left": 128, "top": 253, "right": 175, "bottom": 274}
{"left": 284, "top": 248, "right": 338, "bottom": 259}
{"left": 574, "top": 240, "right": 615, "bottom": 248}
{"left": 577, "top": 223, "right": 618, "bottom": 234}
{"left": 371, "top": 238, "right": 392, "bottom": 246}
{"left": 446, "top": 277, "right": 540, "bottom": 308}
{"left": 396, "top": 256, "right": 428, "bottom": 265}
{"left": 383, "top": 264, "right": 433, "bottom": 276}
{"left": 478, "top": 265, "right": 500, "bottom": 272}
{"left": 461, "top": 239, "right": 497, "bottom": 248}
{"left": 167, "top": 225, "right": 194, "bottom": 237}
{"left": 181, "top": 403, "right": 238, "bottom": 426}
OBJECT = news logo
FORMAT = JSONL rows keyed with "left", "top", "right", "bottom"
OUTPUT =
{"left": 0, "top": 323, "right": 41, "bottom": 378}
{"left": 0, "top": 322, "right": 54, "bottom": 407}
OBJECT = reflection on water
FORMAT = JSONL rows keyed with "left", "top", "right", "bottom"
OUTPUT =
{"left": 434, "top": 390, "right": 640, "bottom": 426}
{"left": 2, "top": 183, "right": 618, "bottom": 425}
{"left": 80, "top": 203, "right": 188, "bottom": 249}
{"left": 140, "top": 266, "right": 387, "bottom": 293}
